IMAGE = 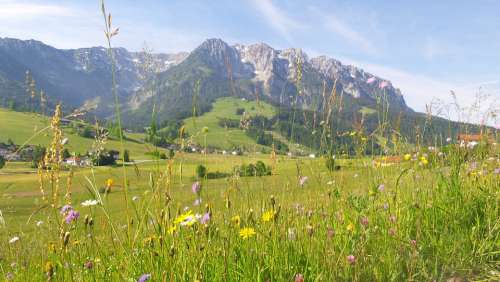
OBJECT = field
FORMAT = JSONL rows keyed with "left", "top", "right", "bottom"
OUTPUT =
{"left": 0, "top": 116, "right": 499, "bottom": 281}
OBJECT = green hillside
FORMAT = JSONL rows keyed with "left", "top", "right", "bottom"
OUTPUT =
{"left": 183, "top": 97, "right": 276, "bottom": 150}
{"left": 0, "top": 108, "right": 161, "bottom": 159}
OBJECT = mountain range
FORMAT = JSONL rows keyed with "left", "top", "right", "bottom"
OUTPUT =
{"left": 0, "top": 37, "right": 473, "bottom": 149}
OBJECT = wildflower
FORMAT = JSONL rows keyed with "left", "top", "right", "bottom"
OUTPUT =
{"left": 346, "top": 222, "right": 355, "bottom": 232}
{"left": 299, "top": 176, "right": 308, "bottom": 187}
{"left": 137, "top": 273, "right": 151, "bottom": 282}
{"left": 9, "top": 236, "right": 19, "bottom": 244}
{"left": 174, "top": 210, "right": 193, "bottom": 225}
{"left": 132, "top": 196, "right": 139, "bottom": 201}
{"left": 261, "top": 210, "right": 275, "bottom": 222}
{"left": 179, "top": 212, "right": 197, "bottom": 227}
{"left": 84, "top": 260, "right": 93, "bottom": 269}
{"left": 494, "top": 168, "right": 500, "bottom": 175}
{"left": 167, "top": 225, "right": 177, "bottom": 234}
{"left": 383, "top": 203, "right": 389, "bottom": 210}
{"left": 287, "top": 228, "right": 296, "bottom": 240}
{"left": 410, "top": 239, "right": 417, "bottom": 247}
{"left": 65, "top": 210, "right": 80, "bottom": 224}
{"left": 60, "top": 204, "right": 73, "bottom": 214}
{"left": 192, "top": 181, "right": 201, "bottom": 194}
{"left": 360, "top": 216, "right": 369, "bottom": 227}
{"left": 377, "top": 184, "right": 385, "bottom": 192}
{"left": 81, "top": 199, "right": 99, "bottom": 207}
{"left": 239, "top": 227, "right": 256, "bottom": 239}
{"left": 45, "top": 262, "right": 54, "bottom": 280}
{"left": 420, "top": 157, "right": 428, "bottom": 166}
{"left": 446, "top": 137, "right": 452, "bottom": 142}
{"left": 201, "top": 212, "right": 211, "bottom": 225}
{"left": 294, "top": 273, "right": 305, "bottom": 282}
{"left": 347, "top": 255, "right": 356, "bottom": 265}
{"left": 105, "top": 178, "right": 114, "bottom": 188}
{"left": 404, "top": 154, "right": 411, "bottom": 161}
{"left": 231, "top": 215, "right": 241, "bottom": 226}
{"left": 36, "top": 220, "right": 44, "bottom": 227}
{"left": 5, "top": 272, "right": 14, "bottom": 281}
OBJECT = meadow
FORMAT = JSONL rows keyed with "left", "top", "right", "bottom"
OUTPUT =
{"left": 0, "top": 1, "right": 498, "bottom": 281}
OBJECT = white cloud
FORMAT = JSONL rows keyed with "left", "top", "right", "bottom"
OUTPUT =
{"left": 0, "top": 1, "right": 74, "bottom": 19}
{"left": 251, "top": 0, "right": 302, "bottom": 42}
{"left": 309, "top": 7, "right": 377, "bottom": 55}
{"left": 339, "top": 57, "right": 499, "bottom": 124}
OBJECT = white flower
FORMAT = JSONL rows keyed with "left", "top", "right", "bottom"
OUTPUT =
{"left": 132, "top": 196, "right": 139, "bottom": 201}
{"left": 446, "top": 137, "right": 452, "bottom": 143}
{"left": 61, "top": 138, "right": 69, "bottom": 145}
{"left": 9, "top": 236, "right": 19, "bottom": 244}
{"left": 36, "top": 221, "right": 44, "bottom": 227}
{"left": 81, "top": 199, "right": 99, "bottom": 207}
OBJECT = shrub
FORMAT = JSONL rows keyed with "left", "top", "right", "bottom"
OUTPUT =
{"left": 0, "top": 155, "right": 5, "bottom": 169}
{"left": 196, "top": 164, "right": 207, "bottom": 178}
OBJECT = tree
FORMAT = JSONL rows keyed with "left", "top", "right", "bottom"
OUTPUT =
{"left": 196, "top": 164, "right": 207, "bottom": 179}
{"left": 62, "top": 148, "right": 71, "bottom": 160}
{"left": 0, "top": 155, "right": 5, "bottom": 170}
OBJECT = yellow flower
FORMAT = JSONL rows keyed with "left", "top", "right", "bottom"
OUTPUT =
{"left": 420, "top": 157, "right": 428, "bottom": 165}
{"left": 231, "top": 215, "right": 241, "bottom": 226}
{"left": 105, "top": 178, "right": 114, "bottom": 188}
{"left": 346, "top": 222, "right": 355, "bottom": 232}
{"left": 167, "top": 225, "right": 177, "bottom": 234}
{"left": 261, "top": 210, "right": 275, "bottom": 222}
{"left": 239, "top": 227, "right": 256, "bottom": 239}
{"left": 174, "top": 210, "right": 194, "bottom": 225}
{"left": 404, "top": 154, "right": 411, "bottom": 161}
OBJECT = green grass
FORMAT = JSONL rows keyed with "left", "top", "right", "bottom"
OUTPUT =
{"left": 183, "top": 97, "right": 276, "bottom": 150}
{"left": 0, "top": 108, "right": 162, "bottom": 159}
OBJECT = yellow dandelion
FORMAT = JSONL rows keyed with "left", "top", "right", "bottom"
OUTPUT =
{"left": 239, "top": 227, "right": 256, "bottom": 239}
{"left": 261, "top": 210, "right": 275, "bottom": 222}
{"left": 346, "top": 222, "right": 355, "bottom": 232}
{"left": 420, "top": 157, "right": 428, "bottom": 165}
{"left": 105, "top": 178, "right": 114, "bottom": 188}
{"left": 404, "top": 154, "right": 411, "bottom": 161}
{"left": 174, "top": 210, "right": 194, "bottom": 225}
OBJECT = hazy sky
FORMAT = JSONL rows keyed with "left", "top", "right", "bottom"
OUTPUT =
{"left": 0, "top": 0, "right": 498, "bottom": 123}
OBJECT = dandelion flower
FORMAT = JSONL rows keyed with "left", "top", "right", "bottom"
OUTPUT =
{"left": 404, "top": 154, "right": 411, "bottom": 161}
{"left": 105, "top": 178, "right": 114, "bottom": 188}
{"left": 261, "top": 210, "right": 275, "bottom": 222}
{"left": 167, "top": 225, "right": 177, "bottom": 234}
{"left": 346, "top": 222, "right": 355, "bottom": 232}
{"left": 239, "top": 227, "right": 256, "bottom": 239}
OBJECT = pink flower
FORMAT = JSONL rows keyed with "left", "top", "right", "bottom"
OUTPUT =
{"left": 193, "top": 198, "right": 202, "bottom": 206}
{"left": 389, "top": 215, "right": 397, "bottom": 223}
{"left": 327, "top": 227, "right": 335, "bottom": 239}
{"left": 201, "top": 212, "right": 211, "bottom": 225}
{"left": 347, "top": 255, "right": 356, "bottom": 265}
{"left": 360, "top": 216, "right": 369, "bottom": 227}
{"left": 410, "top": 239, "right": 417, "bottom": 247}
{"left": 192, "top": 181, "right": 201, "bottom": 194}
{"left": 388, "top": 227, "right": 396, "bottom": 236}
{"left": 294, "top": 273, "right": 304, "bottom": 282}
{"left": 379, "top": 81, "right": 389, "bottom": 89}
{"left": 366, "top": 77, "right": 376, "bottom": 84}
{"left": 377, "top": 184, "right": 385, "bottom": 192}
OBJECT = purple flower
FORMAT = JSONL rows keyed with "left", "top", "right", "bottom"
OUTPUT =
{"left": 137, "top": 274, "right": 151, "bottom": 282}
{"left": 65, "top": 210, "right": 80, "bottom": 224}
{"left": 347, "top": 255, "right": 356, "bottom": 265}
{"left": 366, "top": 77, "right": 376, "bottom": 84}
{"left": 383, "top": 202, "right": 389, "bottom": 210}
{"left": 299, "top": 176, "right": 308, "bottom": 187}
{"left": 60, "top": 204, "right": 73, "bottom": 214}
{"left": 192, "top": 181, "right": 201, "bottom": 194}
{"left": 494, "top": 168, "right": 500, "bottom": 175}
{"left": 201, "top": 212, "right": 211, "bottom": 225}
{"left": 377, "top": 184, "right": 385, "bottom": 192}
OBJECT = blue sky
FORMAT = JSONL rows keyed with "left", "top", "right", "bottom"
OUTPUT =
{"left": 0, "top": 0, "right": 498, "bottom": 123}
